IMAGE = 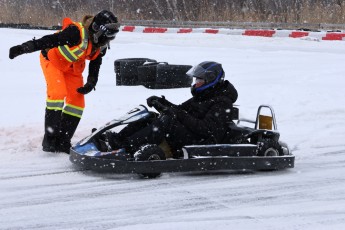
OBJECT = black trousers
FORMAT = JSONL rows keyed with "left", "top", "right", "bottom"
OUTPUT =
{"left": 119, "top": 113, "right": 202, "bottom": 154}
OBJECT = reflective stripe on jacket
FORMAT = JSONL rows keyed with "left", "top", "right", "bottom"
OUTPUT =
{"left": 58, "top": 22, "right": 89, "bottom": 62}
{"left": 47, "top": 18, "right": 100, "bottom": 72}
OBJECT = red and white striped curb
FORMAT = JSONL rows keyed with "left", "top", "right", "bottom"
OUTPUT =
{"left": 121, "top": 25, "right": 345, "bottom": 41}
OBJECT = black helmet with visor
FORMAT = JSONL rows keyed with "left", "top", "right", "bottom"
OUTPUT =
{"left": 187, "top": 61, "right": 225, "bottom": 94}
{"left": 90, "top": 10, "right": 120, "bottom": 47}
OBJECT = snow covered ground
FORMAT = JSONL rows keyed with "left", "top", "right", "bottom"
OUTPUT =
{"left": 1, "top": 28, "right": 345, "bottom": 229}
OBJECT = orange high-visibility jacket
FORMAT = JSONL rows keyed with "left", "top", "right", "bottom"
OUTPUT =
{"left": 47, "top": 18, "right": 100, "bottom": 73}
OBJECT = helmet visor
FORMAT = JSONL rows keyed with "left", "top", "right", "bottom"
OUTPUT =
{"left": 104, "top": 23, "right": 121, "bottom": 37}
{"left": 186, "top": 64, "right": 216, "bottom": 82}
{"left": 92, "top": 22, "right": 120, "bottom": 38}
{"left": 92, "top": 22, "right": 120, "bottom": 43}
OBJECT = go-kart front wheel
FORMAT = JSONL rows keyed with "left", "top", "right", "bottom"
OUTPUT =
{"left": 256, "top": 139, "right": 285, "bottom": 171}
{"left": 257, "top": 138, "right": 284, "bottom": 157}
{"left": 134, "top": 144, "right": 166, "bottom": 178}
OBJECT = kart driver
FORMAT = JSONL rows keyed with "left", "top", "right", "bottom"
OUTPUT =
{"left": 104, "top": 61, "right": 238, "bottom": 158}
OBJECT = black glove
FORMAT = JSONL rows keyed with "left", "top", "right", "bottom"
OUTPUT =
{"left": 9, "top": 41, "right": 35, "bottom": 59}
{"left": 77, "top": 74, "right": 98, "bottom": 95}
{"left": 147, "top": 95, "right": 166, "bottom": 107}
{"left": 150, "top": 100, "right": 166, "bottom": 112}
{"left": 77, "top": 82, "right": 95, "bottom": 95}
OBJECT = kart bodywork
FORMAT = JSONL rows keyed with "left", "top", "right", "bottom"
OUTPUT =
{"left": 70, "top": 105, "right": 295, "bottom": 178}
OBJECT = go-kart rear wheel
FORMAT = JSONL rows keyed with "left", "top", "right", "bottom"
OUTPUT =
{"left": 257, "top": 138, "right": 284, "bottom": 156}
{"left": 134, "top": 144, "right": 166, "bottom": 178}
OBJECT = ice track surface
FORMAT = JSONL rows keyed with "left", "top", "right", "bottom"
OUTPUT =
{"left": 1, "top": 28, "right": 345, "bottom": 229}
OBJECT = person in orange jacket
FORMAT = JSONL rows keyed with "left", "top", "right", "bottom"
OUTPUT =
{"left": 9, "top": 10, "right": 120, "bottom": 153}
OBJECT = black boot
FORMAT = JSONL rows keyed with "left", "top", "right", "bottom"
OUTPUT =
{"left": 42, "top": 109, "right": 62, "bottom": 152}
{"left": 56, "top": 113, "right": 80, "bottom": 154}
{"left": 42, "top": 134, "right": 57, "bottom": 152}
{"left": 106, "top": 131, "right": 124, "bottom": 150}
{"left": 106, "top": 112, "right": 159, "bottom": 153}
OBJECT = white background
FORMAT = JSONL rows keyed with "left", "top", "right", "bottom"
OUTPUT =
{"left": 1, "top": 28, "right": 345, "bottom": 229}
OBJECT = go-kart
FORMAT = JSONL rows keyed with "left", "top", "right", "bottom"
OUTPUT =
{"left": 69, "top": 104, "right": 295, "bottom": 178}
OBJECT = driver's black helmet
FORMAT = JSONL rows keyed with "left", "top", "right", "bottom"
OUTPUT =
{"left": 187, "top": 61, "right": 225, "bottom": 95}
{"left": 90, "top": 10, "right": 120, "bottom": 46}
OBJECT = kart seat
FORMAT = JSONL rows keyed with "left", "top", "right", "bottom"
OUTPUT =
{"left": 221, "top": 106, "right": 253, "bottom": 144}
{"left": 221, "top": 122, "right": 253, "bottom": 144}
